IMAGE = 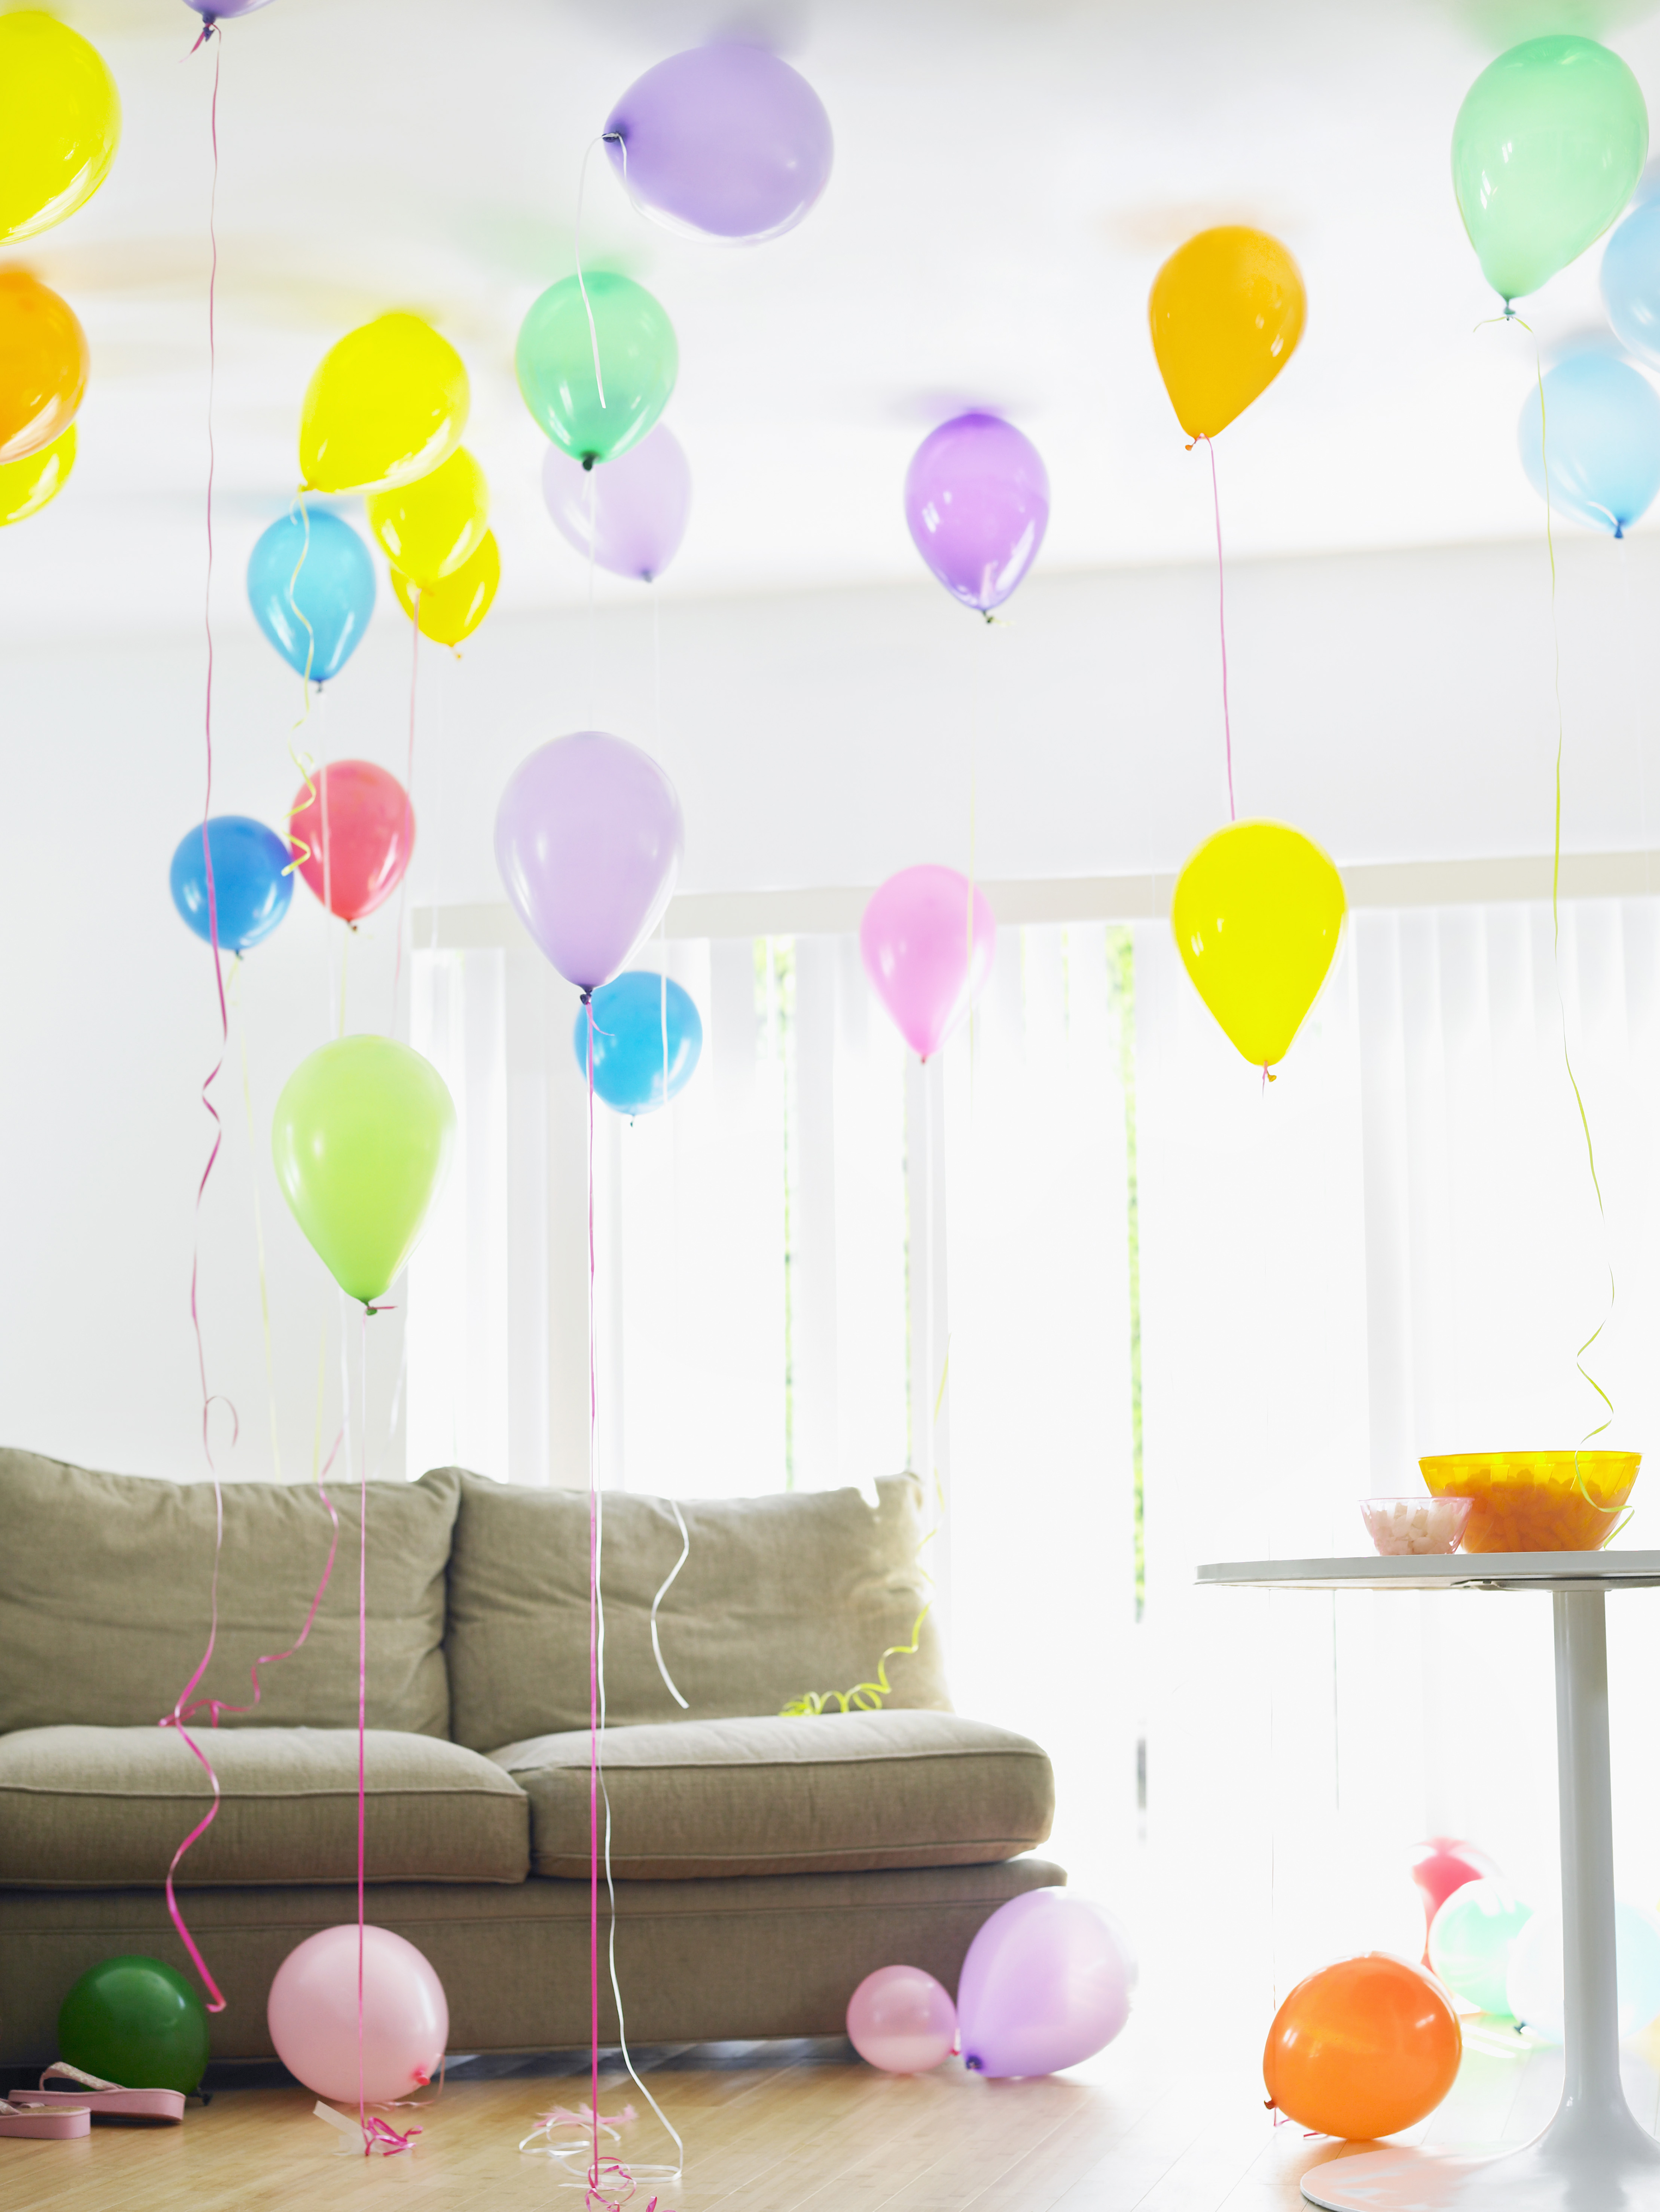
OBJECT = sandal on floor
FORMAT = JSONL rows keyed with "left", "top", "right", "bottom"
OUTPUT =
{"left": 0, "top": 2099, "right": 90, "bottom": 2139}
{"left": 12, "top": 2063, "right": 185, "bottom": 2124}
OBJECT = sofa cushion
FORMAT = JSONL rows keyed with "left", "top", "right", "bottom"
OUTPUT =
{"left": 0, "top": 1451, "right": 459, "bottom": 1736}
{"left": 0, "top": 1726, "right": 529, "bottom": 1888}
{"left": 444, "top": 1472, "right": 950, "bottom": 1750}
{"left": 489, "top": 1710, "right": 1053, "bottom": 1880}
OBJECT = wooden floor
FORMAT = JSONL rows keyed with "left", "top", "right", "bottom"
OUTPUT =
{"left": 7, "top": 2016, "right": 1660, "bottom": 2212}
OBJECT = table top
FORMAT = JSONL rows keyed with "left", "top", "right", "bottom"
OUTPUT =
{"left": 1198, "top": 1551, "right": 1660, "bottom": 1592}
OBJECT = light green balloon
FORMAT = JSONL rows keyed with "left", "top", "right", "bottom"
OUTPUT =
{"left": 515, "top": 271, "right": 677, "bottom": 466}
{"left": 272, "top": 1035, "right": 455, "bottom": 1308}
{"left": 1428, "top": 1878, "right": 1534, "bottom": 2016}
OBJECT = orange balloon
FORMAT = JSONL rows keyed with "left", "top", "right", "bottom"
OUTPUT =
{"left": 1263, "top": 1954, "right": 1460, "bottom": 2140}
{"left": 1149, "top": 226, "right": 1305, "bottom": 441}
{"left": 0, "top": 269, "right": 87, "bottom": 462}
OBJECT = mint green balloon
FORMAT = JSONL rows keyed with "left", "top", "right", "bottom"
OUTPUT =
{"left": 516, "top": 272, "right": 677, "bottom": 466}
{"left": 1453, "top": 37, "right": 1648, "bottom": 304}
{"left": 272, "top": 1035, "right": 455, "bottom": 1307}
{"left": 1428, "top": 1878, "right": 1534, "bottom": 2016}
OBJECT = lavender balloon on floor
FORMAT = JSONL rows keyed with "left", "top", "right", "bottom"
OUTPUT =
{"left": 543, "top": 425, "right": 692, "bottom": 582}
{"left": 604, "top": 43, "right": 834, "bottom": 245}
{"left": 957, "top": 1890, "right": 1136, "bottom": 2078}
{"left": 904, "top": 413, "right": 1050, "bottom": 616}
{"left": 495, "top": 732, "right": 684, "bottom": 995}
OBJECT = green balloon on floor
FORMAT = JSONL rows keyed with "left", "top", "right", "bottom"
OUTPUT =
{"left": 1428, "top": 1878, "right": 1535, "bottom": 2017}
{"left": 58, "top": 1955, "right": 211, "bottom": 2094}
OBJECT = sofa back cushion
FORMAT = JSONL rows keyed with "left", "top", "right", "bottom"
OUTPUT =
{"left": 0, "top": 1450, "right": 459, "bottom": 1737}
{"left": 444, "top": 1473, "right": 950, "bottom": 1752}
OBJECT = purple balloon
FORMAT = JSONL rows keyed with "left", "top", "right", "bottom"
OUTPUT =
{"left": 182, "top": 0, "right": 273, "bottom": 18}
{"left": 604, "top": 43, "right": 833, "bottom": 245}
{"left": 543, "top": 425, "right": 692, "bottom": 583}
{"left": 904, "top": 413, "right": 1050, "bottom": 615}
{"left": 495, "top": 732, "right": 684, "bottom": 994}
{"left": 957, "top": 1890, "right": 1135, "bottom": 2078}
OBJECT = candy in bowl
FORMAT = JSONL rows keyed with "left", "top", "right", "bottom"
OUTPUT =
{"left": 1360, "top": 1496, "right": 1473, "bottom": 1556}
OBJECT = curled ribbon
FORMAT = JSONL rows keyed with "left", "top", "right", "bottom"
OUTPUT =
{"left": 312, "top": 2100, "right": 421, "bottom": 2157}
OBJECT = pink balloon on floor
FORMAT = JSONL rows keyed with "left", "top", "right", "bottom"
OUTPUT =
{"left": 847, "top": 1965, "right": 957, "bottom": 2073}
{"left": 267, "top": 1925, "right": 447, "bottom": 2104}
{"left": 860, "top": 864, "right": 996, "bottom": 1061}
{"left": 957, "top": 1890, "right": 1135, "bottom": 2079}
{"left": 543, "top": 424, "right": 692, "bottom": 582}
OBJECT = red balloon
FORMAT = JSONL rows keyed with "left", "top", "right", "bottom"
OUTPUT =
{"left": 288, "top": 760, "right": 414, "bottom": 924}
{"left": 1411, "top": 1837, "right": 1499, "bottom": 1955}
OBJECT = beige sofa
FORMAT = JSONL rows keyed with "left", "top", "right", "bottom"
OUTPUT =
{"left": 0, "top": 1450, "right": 1062, "bottom": 2067}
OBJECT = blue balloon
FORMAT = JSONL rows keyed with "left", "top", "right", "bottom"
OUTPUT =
{"left": 1603, "top": 201, "right": 1660, "bottom": 367}
{"left": 170, "top": 816, "right": 294, "bottom": 954}
{"left": 1517, "top": 352, "right": 1660, "bottom": 536}
{"left": 247, "top": 505, "right": 375, "bottom": 683}
{"left": 574, "top": 970, "right": 703, "bottom": 1117}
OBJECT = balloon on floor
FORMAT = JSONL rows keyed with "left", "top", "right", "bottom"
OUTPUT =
{"left": 0, "top": 270, "right": 87, "bottom": 462}
{"left": 847, "top": 1964, "right": 957, "bottom": 2074}
{"left": 904, "top": 413, "right": 1050, "bottom": 616}
{"left": 267, "top": 1925, "right": 447, "bottom": 2104}
{"left": 391, "top": 529, "right": 499, "bottom": 645}
{"left": 0, "top": 12, "right": 121, "bottom": 245}
{"left": 575, "top": 969, "right": 703, "bottom": 1116}
{"left": 1264, "top": 1955, "right": 1460, "bottom": 2139}
{"left": 300, "top": 313, "right": 469, "bottom": 494}
{"left": 516, "top": 273, "right": 678, "bottom": 467}
{"left": 1172, "top": 821, "right": 1345, "bottom": 1074}
{"left": 1516, "top": 352, "right": 1660, "bottom": 536}
{"left": 543, "top": 423, "right": 692, "bottom": 581}
{"left": 169, "top": 816, "right": 294, "bottom": 954}
{"left": 861, "top": 865, "right": 996, "bottom": 1061}
{"left": 1507, "top": 1901, "right": 1660, "bottom": 2042}
{"left": 957, "top": 1890, "right": 1135, "bottom": 2077}
{"left": 1429, "top": 1879, "right": 1534, "bottom": 2016}
{"left": 1149, "top": 227, "right": 1305, "bottom": 441}
{"left": 287, "top": 760, "right": 414, "bottom": 924}
{"left": 58, "top": 1956, "right": 210, "bottom": 2097}
{"left": 366, "top": 445, "right": 489, "bottom": 587}
{"left": 1410, "top": 1837, "right": 1500, "bottom": 1942}
{"left": 247, "top": 505, "right": 375, "bottom": 683}
{"left": 0, "top": 421, "right": 73, "bottom": 525}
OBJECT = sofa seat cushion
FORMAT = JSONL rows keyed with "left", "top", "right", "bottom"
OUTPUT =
{"left": 490, "top": 1710, "right": 1054, "bottom": 1880}
{"left": 0, "top": 1727, "right": 529, "bottom": 1889}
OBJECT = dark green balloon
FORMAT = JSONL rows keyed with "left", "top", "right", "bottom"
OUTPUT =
{"left": 58, "top": 1955, "right": 211, "bottom": 2094}
{"left": 516, "top": 271, "right": 677, "bottom": 466}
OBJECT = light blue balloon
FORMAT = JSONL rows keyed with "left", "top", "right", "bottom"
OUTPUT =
{"left": 1604, "top": 199, "right": 1660, "bottom": 364}
{"left": 574, "top": 971, "right": 703, "bottom": 1118}
{"left": 247, "top": 505, "right": 375, "bottom": 683}
{"left": 1517, "top": 352, "right": 1660, "bottom": 535}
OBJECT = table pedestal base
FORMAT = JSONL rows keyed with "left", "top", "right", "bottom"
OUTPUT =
{"left": 1301, "top": 2109, "right": 1660, "bottom": 2211}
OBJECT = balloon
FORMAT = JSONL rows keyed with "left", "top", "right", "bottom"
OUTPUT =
{"left": 1149, "top": 228, "right": 1305, "bottom": 443}
{"left": 495, "top": 731, "right": 684, "bottom": 994}
{"left": 957, "top": 1890, "right": 1135, "bottom": 2078}
{"left": 1603, "top": 200, "right": 1660, "bottom": 363}
{"left": 516, "top": 272, "right": 677, "bottom": 467}
{"left": 272, "top": 1036, "right": 455, "bottom": 1307}
{"left": 169, "top": 815, "right": 294, "bottom": 955}
{"left": 860, "top": 865, "right": 996, "bottom": 1061}
{"left": 0, "top": 270, "right": 87, "bottom": 463}
{"left": 1429, "top": 1880, "right": 1534, "bottom": 2016}
{"left": 58, "top": 1956, "right": 210, "bottom": 2096}
{"left": 300, "top": 314, "right": 468, "bottom": 495}
{"left": 543, "top": 423, "right": 691, "bottom": 581}
{"left": 1172, "top": 821, "right": 1345, "bottom": 1072}
{"left": 391, "top": 530, "right": 499, "bottom": 646}
{"left": 604, "top": 43, "right": 834, "bottom": 246}
{"left": 0, "top": 420, "right": 73, "bottom": 525}
{"left": 575, "top": 969, "right": 703, "bottom": 1116}
{"left": 1453, "top": 37, "right": 1647, "bottom": 306}
{"left": 1411, "top": 1838, "right": 1500, "bottom": 1948}
{"left": 183, "top": 1, "right": 274, "bottom": 16}
{"left": 1264, "top": 1955, "right": 1460, "bottom": 2139}
{"left": 904, "top": 414, "right": 1049, "bottom": 616}
{"left": 846, "top": 1965, "right": 957, "bottom": 2074}
{"left": 1516, "top": 352, "right": 1660, "bottom": 535}
{"left": 266, "top": 1925, "right": 447, "bottom": 2104}
{"left": 0, "top": 12, "right": 120, "bottom": 246}
{"left": 1507, "top": 1901, "right": 1660, "bottom": 2042}
{"left": 288, "top": 760, "right": 413, "bottom": 925}
{"left": 366, "top": 445, "right": 488, "bottom": 589}
{"left": 246, "top": 505, "right": 375, "bottom": 683}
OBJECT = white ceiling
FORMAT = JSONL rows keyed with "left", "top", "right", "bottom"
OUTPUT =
{"left": 10, "top": 0, "right": 1660, "bottom": 639}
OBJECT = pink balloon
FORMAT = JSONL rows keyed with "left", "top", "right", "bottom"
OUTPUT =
{"left": 543, "top": 425, "right": 692, "bottom": 582}
{"left": 860, "top": 865, "right": 996, "bottom": 1060}
{"left": 267, "top": 1925, "right": 447, "bottom": 2104}
{"left": 847, "top": 1965, "right": 957, "bottom": 2073}
{"left": 957, "top": 1890, "right": 1135, "bottom": 2079}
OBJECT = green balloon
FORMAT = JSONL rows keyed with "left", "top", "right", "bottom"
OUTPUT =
{"left": 516, "top": 271, "right": 677, "bottom": 466}
{"left": 272, "top": 1035, "right": 456, "bottom": 1308}
{"left": 59, "top": 1955, "right": 211, "bottom": 2094}
{"left": 1428, "top": 1878, "right": 1534, "bottom": 2016}
{"left": 1452, "top": 36, "right": 1648, "bottom": 304}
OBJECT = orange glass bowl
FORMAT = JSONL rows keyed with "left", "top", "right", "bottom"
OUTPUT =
{"left": 1420, "top": 1452, "right": 1640, "bottom": 1554}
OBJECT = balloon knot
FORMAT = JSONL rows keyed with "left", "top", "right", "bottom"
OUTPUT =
{"left": 1262, "top": 1063, "right": 1277, "bottom": 1087}
{"left": 603, "top": 130, "right": 624, "bottom": 144}
{"left": 963, "top": 2055, "right": 982, "bottom": 2072}
{"left": 1615, "top": 523, "right": 1626, "bottom": 540}
{"left": 580, "top": 988, "right": 593, "bottom": 1005}
{"left": 190, "top": 20, "right": 218, "bottom": 48}
{"left": 581, "top": 455, "right": 597, "bottom": 473}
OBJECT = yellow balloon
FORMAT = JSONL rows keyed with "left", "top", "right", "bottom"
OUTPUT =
{"left": 0, "top": 421, "right": 73, "bottom": 524}
{"left": 1172, "top": 820, "right": 1345, "bottom": 1071}
{"left": 0, "top": 13, "right": 120, "bottom": 245}
{"left": 391, "top": 529, "right": 499, "bottom": 645}
{"left": 1149, "top": 227, "right": 1306, "bottom": 441}
{"left": 299, "top": 314, "right": 468, "bottom": 495}
{"left": 366, "top": 446, "right": 488, "bottom": 588}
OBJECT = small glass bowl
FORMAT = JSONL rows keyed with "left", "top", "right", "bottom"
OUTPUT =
{"left": 1361, "top": 1495, "right": 1473, "bottom": 1557}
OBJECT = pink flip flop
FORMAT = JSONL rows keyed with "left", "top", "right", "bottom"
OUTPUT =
{"left": 0, "top": 2098, "right": 90, "bottom": 2139}
{"left": 11, "top": 2063, "right": 185, "bottom": 2124}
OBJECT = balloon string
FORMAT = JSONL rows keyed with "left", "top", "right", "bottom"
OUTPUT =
{"left": 358, "top": 1304, "right": 370, "bottom": 2153}
{"left": 287, "top": 491, "right": 317, "bottom": 693}
{"left": 649, "top": 1494, "right": 690, "bottom": 1710}
{"left": 587, "top": 468, "right": 598, "bottom": 724}
{"left": 574, "top": 138, "right": 609, "bottom": 414}
{"left": 391, "top": 593, "right": 419, "bottom": 1036}
{"left": 1201, "top": 434, "right": 1235, "bottom": 822}
{"left": 230, "top": 959, "right": 282, "bottom": 1483}
{"left": 586, "top": 991, "right": 601, "bottom": 2198}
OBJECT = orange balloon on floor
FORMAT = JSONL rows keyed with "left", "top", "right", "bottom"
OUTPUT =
{"left": 0, "top": 269, "right": 87, "bottom": 462}
{"left": 1149, "top": 226, "right": 1305, "bottom": 441}
{"left": 1264, "top": 1954, "right": 1461, "bottom": 2140}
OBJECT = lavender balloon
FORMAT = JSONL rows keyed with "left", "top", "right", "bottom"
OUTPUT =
{"left": 905, "top": 413, "right": 1050, "bottom": 616}
{"left": 957, "top": 1890, "right": 1135, "bottom": 2078}
{"left": 543, "top": 425, "right": 692, "bottom": 583}
{"left": 861, "top": 866, "right": 996, "bottom": 1062}
{"left": 605, "top": 43, "right": 833, "bottom": 245}
{"left": 495, "top": 733, "right": 684, "bottom": 994}
{"left": 183, "top": 0, "right": 274, "bottom": 18}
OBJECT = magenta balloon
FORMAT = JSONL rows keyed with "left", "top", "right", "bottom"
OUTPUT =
{"left": 496, "top": 731, "right": 684, "bottom": 995}
{"left": 860, "top": 865, "right": 996, "bottom": 1061}
{"left": 846, "top": 1965, "right": 957, "bottom": 2074}
{"left": 604, "top": 43, "right": 833, "bottom": 245}
{"left": 957, "top": 1890, "right": 1135, "bottom": 2079}
{"left": 543, "top": 425, "right": 692, "bottom": 582}
{"left": 904, "top": 413, "right": 1050, "bottom": 615}
{"left": 266, "top": 1924, "right": 447, "bottom": 2103}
